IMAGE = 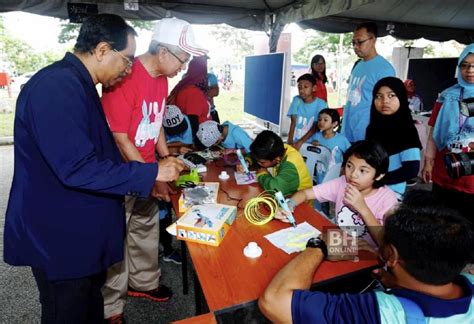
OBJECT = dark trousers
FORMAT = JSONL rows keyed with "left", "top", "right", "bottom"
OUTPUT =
{"left": 158, "top": 201, "right": 173, "bottom": 255}
{"left": 32, "top": 268, "right": 106, "bottom": 324}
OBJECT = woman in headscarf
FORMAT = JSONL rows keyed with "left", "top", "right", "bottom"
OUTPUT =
{"left": 366, "top": 76, "right": 422, "bottom": 197}
{"left": 168, "top": 55, "right": 211, "bottom": 136}
{"left": 421, "top": 44, "right": 474, "bottom": 220}
{"left": 309, "top": 54, "right": 328, "bottom": 103}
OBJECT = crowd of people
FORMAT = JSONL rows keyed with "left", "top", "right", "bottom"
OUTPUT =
{"left": 3, "top": 14, "right": 473, "bottom": 323}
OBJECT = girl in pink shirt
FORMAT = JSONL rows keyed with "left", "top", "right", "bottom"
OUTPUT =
{"left": 277, "top": 140, "right": 398, "bottom": 247}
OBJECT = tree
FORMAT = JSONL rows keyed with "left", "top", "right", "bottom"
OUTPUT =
{"left": 58, "top": 19, "right": 154, "bottom": 44}
{"left": 208, "top": 24, "right": 253, "bottom": 63}
{"left": 293, "top": 30, "right": 353, "bottom": 64}
{"left": 0, "top": 16, "right": 49, "bottom": 74}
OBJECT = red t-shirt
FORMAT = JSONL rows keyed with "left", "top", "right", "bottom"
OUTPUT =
{"left": 312, "top": 79, "right": 328, "bottom": 103}
{"left": 175, "top": 85, "right": 212, "bottom": 123}
{"left": 102, "top": 59, "right": 167, "bottom": 163}
{"left": 429, "top": 101, "right": 474, "bottom": 193}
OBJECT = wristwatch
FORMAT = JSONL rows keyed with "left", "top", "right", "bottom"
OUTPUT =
{"left": 306, "top": 237, "right": 328, "bottom": 259}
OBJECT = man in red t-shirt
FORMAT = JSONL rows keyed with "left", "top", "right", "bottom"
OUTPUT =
{"left": 101, "top": 17, "right": 207, "bottom": 322}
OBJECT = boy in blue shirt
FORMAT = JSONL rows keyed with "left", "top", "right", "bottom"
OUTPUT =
{"left": 196, "top": 120, "right": 253, "bottom": 152}
{"left": 310, "top": 108, "right": 351, "bottom": 164}
{"left": 163, "top": 105, "right": 193, "bottom": 154}
{"left": 287, "top": 73, "right": 327, "bottom": 150}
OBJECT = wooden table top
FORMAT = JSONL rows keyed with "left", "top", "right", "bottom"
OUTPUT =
{"left": 171, "top": 161, "right": 378, "bottom": 312}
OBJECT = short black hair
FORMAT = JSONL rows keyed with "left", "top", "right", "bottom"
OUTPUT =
{"left": 74, "top": 14, "right": 137, "bottom": 54}
{"left": 355, "top": 22, "right": 378, "bottom": 38}
{"left": 319, "top": 108, "right": 341, "bottom": 126}
{"left": 297, "top": 73, "right": 316, "bottom": 86}
{"left": 250, "top": 130, "right": 284, "bottom": 161}
{"left": 383, "top": 190, "right": 474, "bottom": 285}
{"left": 342, "top": 140, "right": 388, "bottom": 188}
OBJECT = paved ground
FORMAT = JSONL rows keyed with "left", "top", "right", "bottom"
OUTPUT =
{"left": 0, "top": 145, "right": 199, "bottom": 323}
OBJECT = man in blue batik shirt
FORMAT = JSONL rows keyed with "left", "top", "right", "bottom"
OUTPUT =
{"left": 3, "top": 14, "right": 184, "bottom": 323}
{"left": 342, "top": 22, "right": 395, "bottom": 143}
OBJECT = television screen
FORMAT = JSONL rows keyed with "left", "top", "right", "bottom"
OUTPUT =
{"left": 244, "top": 53, "right": 285, "bottom": 126}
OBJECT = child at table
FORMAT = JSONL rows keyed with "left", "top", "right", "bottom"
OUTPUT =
{"left": 287, "top": 73, "right": 328, "bottom": 150}
{"left": 310, "top": 108, "right": 351, "bottom": 164}
{"left": 163, "top": 105, "right": 194, "bottom": 154}
{"left": 240, "top": 130, "right": 313, "bottom": 196}
{"left": 196, "top": 120, "right": 253, "bottom": 152}
{"left": 276, "top": 140, "right": 398, "bottom": 247}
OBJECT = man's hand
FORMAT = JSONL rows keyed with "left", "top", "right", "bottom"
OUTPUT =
{"left": 179, "top": 146, "right": 192, "bottom": 155}
{"left": 151, "top": 181, "right": 177, "bottom": 202}
{"left": 156, "top": 157, "right": 185, "bottom": 182}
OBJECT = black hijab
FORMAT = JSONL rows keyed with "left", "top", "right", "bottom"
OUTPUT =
{"left": 366, "top": 77, "right": 422, "bottom": 156}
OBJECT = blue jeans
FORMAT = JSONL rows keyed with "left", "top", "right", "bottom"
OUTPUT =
{"left": 32, "top": 268, "right": 106, "bottom": 323}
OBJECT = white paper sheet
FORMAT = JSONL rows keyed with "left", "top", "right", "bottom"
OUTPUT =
{"left": 234, "top": 171, "right": 258, "bottom": 185}
{"left": 264, "top": 222, "right": 321, "bottom": 254}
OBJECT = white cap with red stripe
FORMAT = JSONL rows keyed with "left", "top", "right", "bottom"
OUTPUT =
{"left": 152, "top": 18, "right": 208, "bottom": 56}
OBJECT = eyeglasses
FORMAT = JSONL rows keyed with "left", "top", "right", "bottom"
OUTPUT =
{"left": 459, "top": 62, "right": 474, "bottom": 70}
{"left": 351, "top": 38, "right": 372, "bottom": 46}
{"left": 113, "top": 49, "right": 133, "bottom": 69}
{"left": 163, "top": 46, "right": 189, "bottom": 65}
{"left": 113, "top": 48, "right": 133, "bottom": 69}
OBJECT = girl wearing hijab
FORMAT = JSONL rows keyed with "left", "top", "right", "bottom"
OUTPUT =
{"left": 422, "top": 44, "right": 474, "bottom": 221}
{"left": 366, "top": 77, "right": 422, "bottom": 197}
{"left": 168, "top": 55, "right": 211, "bottom": 137}
{"left": 310, "top": 54, "right": 328, "bottom": 103}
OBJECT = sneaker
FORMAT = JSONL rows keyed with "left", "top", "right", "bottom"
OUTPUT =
{"left": 127, "top": 285, "right": 172, "bottom": 302}
{"left": 104, "top": 314, "right": 125, "bottom": 324}
{"left": 163, "top": 250, "right": 182, "bottom": 265}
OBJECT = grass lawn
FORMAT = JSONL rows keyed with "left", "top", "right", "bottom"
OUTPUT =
{"left": 213, "top": 87, "right": 244, "bottom": 123}
{"left": 0, "top": 112, "right": 14, "bottom": 137}
{"left": 0, "top": 92, "right": 16, "bottom": 137}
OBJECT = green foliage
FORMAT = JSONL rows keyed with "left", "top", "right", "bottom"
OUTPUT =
{"left": 424, "top": 44, "right": 435, "bottom": 56}
{"left": 208, "top": 25, "right": 253, "bottom": 64}
{"left": 293, "top": 31, "right": 352, "bottom": 64}
{"left": 58, "top": 19, "right": 154, "bottom": 44}
{"left": 0, "top": 16, "right": 51, "bottom": 74}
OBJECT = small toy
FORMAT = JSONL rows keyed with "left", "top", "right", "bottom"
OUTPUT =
{"left": 175, "top": 169, "right": 200, "bottom": 188}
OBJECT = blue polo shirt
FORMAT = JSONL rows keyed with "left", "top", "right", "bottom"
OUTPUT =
{"left": 387, "top": 147, "right": 421, "bottom": 195}
{"left": 292, "top": 274, "right": 474, "bottom": 323}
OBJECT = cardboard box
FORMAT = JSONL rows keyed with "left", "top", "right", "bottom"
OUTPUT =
{"left": 176, "top": 204, "right": 237, "bottom": 247}
{"left": 178, "top": 182, "right": 219, "bottom": 213}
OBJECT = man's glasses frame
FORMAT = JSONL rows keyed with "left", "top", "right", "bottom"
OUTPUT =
{"left": 163, "top": 46, "right": 189, "bottom": 65}
{"left": 351, "top": 38, "right": 373, "bottom": 47}
{"left": 113, "top": 48, "right": 133, "bottom": 69}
